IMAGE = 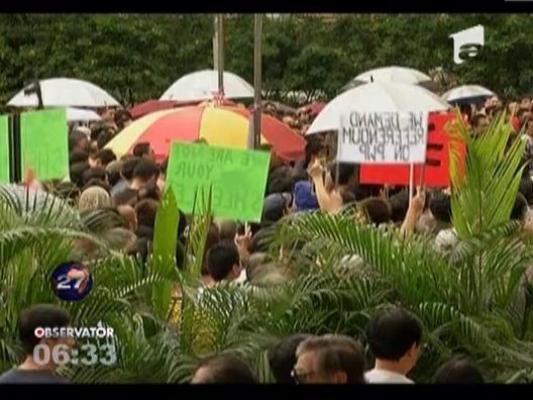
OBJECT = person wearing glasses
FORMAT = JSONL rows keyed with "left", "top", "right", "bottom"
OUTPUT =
{"left": 291, "top": 335, "right": 365, "bottom": 384}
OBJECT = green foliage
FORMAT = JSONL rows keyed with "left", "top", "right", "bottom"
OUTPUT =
{"left": 449, "top": 111, "right": 526, "bottom": 238}
{"left": 2, "top": 14, "right": 533, "bottom": 110}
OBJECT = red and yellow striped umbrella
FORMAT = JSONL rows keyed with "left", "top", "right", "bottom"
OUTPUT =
{"left": 106, "top": 104, "right": 305, "bottom": 162}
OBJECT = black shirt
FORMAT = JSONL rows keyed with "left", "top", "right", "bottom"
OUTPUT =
{"left": 0, "top": 368, "right": 69, "bottom": 384}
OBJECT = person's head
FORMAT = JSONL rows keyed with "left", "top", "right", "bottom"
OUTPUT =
{"left": 113, "top": 188, "right": 140, "bottom": 207}
{"left": 358, "top": 197, "right": 392, "bottom": 226}
{"left": 191, "top": 354, "right": 257, "bottom": 384}
{"left": 471, "top": 113, "right": 489, "bottom": 136}
{"left": 82, "top": 178, "right": 112, "bottom": 195}
{"left": 96, "top": 131, "right": 114, "bottom": 150}
{"left": 429, "top": 190, "right": 452, "bottom": 224}
{"left": 267, "top": 166, "right": 294, "bottom": 194}
{"left": 106, "top": 160, "right": 124, "bottom": 187}
{"left": 218, "top": 220, "right": 237, "bottom": 242}
{"left": 206, "top": 240, "right": 241, "bottom": 282}
{"left": 54, "top": 181, "right": 81, "bottom": 204}
{"left": 134, "top": 199, "right": 159, "bottom": 230}
{"left": 117, "top": 204, "right": 138, "bottom": 230}
{"left": 115, "top": 109, "right": 132, "bottom": 130}
{"left": 327, "top": 162, "right": 357, "bottom": 190}
{"left": 293, "top": 335, "right": 365, "bottom": 384}
{"left": 19, "top": 304, "right": 72, "bottom": 367}
{"left": 104, "top": 227, "right": 138, "bottom": 252}
{"left": 433, "top": 357, "right": 484, "bottom": 383}
{"left": 69, "top": 149, "right": 89, "bottom": 166}
{"left": 268, "top": 334, "right": 315, "bottom": 383}
{"left": 133, "top": 142, "right": 155, "bottom": 161}
{"left": 138, "top": 182, "right": 161, "bottom": 202}
{"left": 70, "top": 161, "right": 90, "bottom": 188}
{"left": 511, "top": 192, "right": 528, "bottom": 224}
{"left": 131, "top": 160, "right": 160, "bottom": 189}
{"left": 78, "top": 186, "right": 112, "bottom": 212}
{"left": 304, "top": 136, "right": 324, "bottom": 167}
{"left": 69, "top": 130, "right": 89, "bottom": 153}
{"left": 366, "top": 306, "right": 423, "bottom": 375}
{"left": 120, "top": 156, "right": 142, "bottom": 182}
{"left": 389, "top": 189, "right": 410, "bottom": 224}
{"left": 262, "top": 193, "right": 292, "bottom": 223}
{"left": 82, "top": 167, "right": 108, "bottom": 186}
{"left": 519, "top": 178, "right": 533, "bottom": 205}
{"left": 93, "top": 149, "right": 117, "bottom": 168}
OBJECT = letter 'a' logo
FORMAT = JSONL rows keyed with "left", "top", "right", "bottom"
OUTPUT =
{"left": 450, "top": 25, "right": 484, "bottom": 64}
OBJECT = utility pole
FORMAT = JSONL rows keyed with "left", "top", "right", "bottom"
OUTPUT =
{"left": 253, "top": 14, "right": 263, "bottom": 149}
{"left": 217, "top": 14, "right": 224, "bottom": 96}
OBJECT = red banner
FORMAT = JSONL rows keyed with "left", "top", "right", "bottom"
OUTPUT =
{"left": 359, "top": 112, "right": 466, "bottom": 188}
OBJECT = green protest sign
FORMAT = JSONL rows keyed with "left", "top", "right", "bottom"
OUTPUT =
{"left": 167, "top": 142, "right": 271, "bottom": 222}
{"left": 0, "top": 115, "right": 9, "bottom": 183}
{"left": 20, "top": 108, "right": 69, "bottom": 181}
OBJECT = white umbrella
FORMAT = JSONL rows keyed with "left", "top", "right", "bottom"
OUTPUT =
{"left": 307, "top": 81, "right": 450, "bottom": 135}
{"left": 341, "top": 66, "right": 435, "bottom": 92}
{"left": 160, "top": 69, "right": 254, "bottom": 101}
{"left": 7, "top": 78, "right": 120, "bottom": 108}
{"left": 442, "top": 84, "right": 495, "bottom": 104}
{"left": 66, "top": 107, "right": 102, "bottom": 122}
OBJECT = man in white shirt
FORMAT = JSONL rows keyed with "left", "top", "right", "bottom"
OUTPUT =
{"left": 364, "top": 306, "right": 422, "bottom": 384}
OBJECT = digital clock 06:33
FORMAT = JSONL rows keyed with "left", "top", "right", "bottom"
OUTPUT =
{"left": 33, "top": 343, "right": 117, "bottom": 367}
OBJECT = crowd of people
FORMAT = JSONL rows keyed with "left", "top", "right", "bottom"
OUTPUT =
{"left": 0, "top": 303, "right": 484, "bottom": 384}
{"left": 2, "top": 91, "right": 533, "bottom": 384}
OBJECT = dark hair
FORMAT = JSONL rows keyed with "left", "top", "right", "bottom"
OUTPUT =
{"left": 138, "top": 183, "right": 161, "bottom": 202}
{"left": 94, "top": 149, "right": 117, "bottom": 166}
{"left": 219, "top": 220, "right": 237, "bottom": 242}
{"left": 296, "top": 336, "right": 365, "bottom": 384}
{"left": 366, "top": 306, "right": 423, "bottom": 361}
{"left": 96, "top": 131, "right": 114, "bottom": 150}
{"left": 82, "top": 167, "right": 107, "bottom": 186}
{"left": 135, "top": 199, "right": 159, "bottom": 229}
{"left": 54, "top": 181, "right": 81, "bottom": 202}
{"left": 389, "top": 189, "right": 410, "bottom": 223}
{"left": 519, "top": 178, "right": 533, "bottom": 205}
{"left": 206, "top": 240, "right": 240, "bottom": 282}
{"left": 113, "top": 188, "right": 140, "bottom": 207}
{"left": 132, "top": 160, "right": 159, "bottom": 182}
{"left": 160, "top": 158, "right": 169, "bottom": 175}
{"left": 470, "top": 113, "right": 487, "bottom": 129}
{"left": 268, "top": 334, "right": 314, "bottom": 383}
{"left": 69, "top": 130, "right": 88, "bottom": 152}
{"left": 267, "top": 166, "right": 294, "bottom": 195}
{"left": 70, "top": 161, "right": 90, "bottom": 188}
{"left": 115, "top": 109, "right": 132, "bottom": 129}
{"left": 122, "top": 157, "right": 142, "bottom": 181}
{"left": 329, "top": 162, "right": 356, "bottom": 186}
{"left": 511, "top": 192, "right": 528, "bottom": 222}
{"left": 69, "top": 150, "right": 89, "bottom": 166}
{"left": 133, "top": 142, "right": 152, "bottom": 158}
{"left": 359, "top": 197, "right": 392, "bottom": 225}
{"left": 429, "top": 191, "right": 452, "bottom": 224}
{"left": 433, "top": 357, "right": 484, "bottom": 383}
{"left": 82, "top": 179, "right": 112, "bottom": 194}
{"left": 193, "top": 354, "right": 257, "bottom": 384}
{"left": 304, "top": 136, "right": 323, "bottom": 167}
{"left": 19, "top": 304, "right": 70, "bottom": 354}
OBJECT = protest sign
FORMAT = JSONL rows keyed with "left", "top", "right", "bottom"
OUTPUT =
{"left": 0, "top": 115, "right": 10, "bottom": 183}
{"left": 359, "top": 112, "right": 466, "bottom": 188}
{"left": 338, "top": 111, "right": 428, "bottom": 164}
{"left": 166, "top": 142, "right": 271, "bottom": 222}
{"left": 20, "top": 108, "right": 69, "bottom": 181}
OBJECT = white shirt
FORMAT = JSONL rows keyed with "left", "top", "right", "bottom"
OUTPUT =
{"left": 365, "top": 368, "right": 414, "bottom": 384}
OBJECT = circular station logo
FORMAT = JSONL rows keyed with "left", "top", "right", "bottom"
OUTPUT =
{"left": 50, "top": 262, "right": 93, "bottom": 301}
